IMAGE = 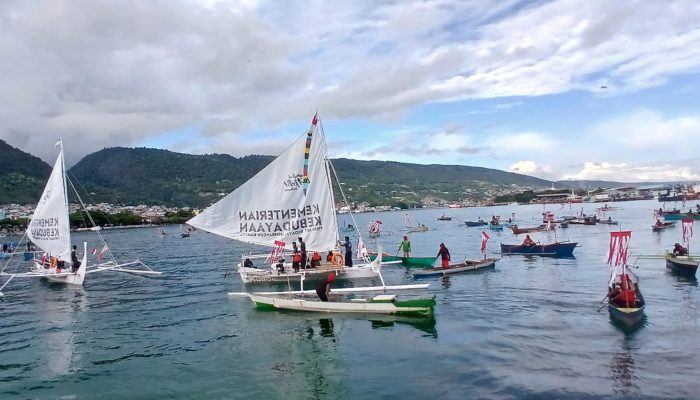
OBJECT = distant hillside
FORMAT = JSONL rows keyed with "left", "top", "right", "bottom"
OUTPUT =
{"left": 0, "top": 144, "right": 558, "bottom": 207}
{"left": 0, "top": 140, "right": 52, "bottom": 204}
{"left": 69, "top": 147, "right": 274, "bottom": 207}
{"left": 65, "top": 147, "right": 554, "bottom": 207}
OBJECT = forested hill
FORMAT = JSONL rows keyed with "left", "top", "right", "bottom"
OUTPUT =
{"left": 0, "top": 140, "right": 51, "bottom": 204}
{"left": 66, "top": 147, "right": 553, "bottom": 207}
{"left": 69, "top": 147, "right": 274, "bottom": 207}
{"left": 2, "top": 144, "right": 556, "bottom": 207}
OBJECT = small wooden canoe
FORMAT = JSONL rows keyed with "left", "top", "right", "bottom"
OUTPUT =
{"left": 665, "top": 254, "right": 699, "bottom": 277}
{"left": 413, "top": 258, "right": 497, "bottom": 276}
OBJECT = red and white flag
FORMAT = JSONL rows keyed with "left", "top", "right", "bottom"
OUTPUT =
{"left": 357, "top": 237, "right": 369, "bottom": 262}
{"left": 481, "top": 231, "right": 490, "bottom": 253}
{"left": 265, "top": 240, "right": 286, "bottom": 265}
{"left": 682, "top": 219, "right": 694, "bottom": 243}
{"left": 98, "top": 244, "right": 109, "bottom": 262}
{"left": 607, "top": 231, "right": 631, "bottom": 267}
{"left": 91, "top": 248, "right": 97, "bottom": 255}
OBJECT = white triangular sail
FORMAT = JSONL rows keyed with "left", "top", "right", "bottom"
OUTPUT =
{"left": 187, "top": 115, "right": 340, "bottom": 251}
{"left": 27, "top": 144, "right": 71, "bottom": 262}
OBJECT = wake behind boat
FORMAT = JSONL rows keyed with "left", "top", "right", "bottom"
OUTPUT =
{"left": 187, "top": 114, "right": 381, "bottom": 285}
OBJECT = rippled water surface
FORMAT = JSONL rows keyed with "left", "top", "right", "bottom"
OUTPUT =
{"left": 1, "top": 200, "right": 699, "bottom": 399}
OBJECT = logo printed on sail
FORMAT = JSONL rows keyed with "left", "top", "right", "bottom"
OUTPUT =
{"left": 30, "top": 217, "right": 63, "bottom": 240}
{"left": 283, "top": 173, "right": 303, "bottom": 192}
{"left": 239, "top": 205, "right": 323, "bottom": 237}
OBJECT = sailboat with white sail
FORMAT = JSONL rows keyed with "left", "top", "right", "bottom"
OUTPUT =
{"left": 0, "top": 140, "right": 161, "bottom": 296}
{"left": 187, "top": 114, "right": 385, "bottom": 284}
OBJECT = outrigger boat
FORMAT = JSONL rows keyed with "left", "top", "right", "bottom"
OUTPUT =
{"left": 464, "top": 220, "right": 487, "bottom": 227}
{"left": 0, "top": 140, "right": 160, "bottom": 296}
{"left": 187, "top": 114, "right": 384, "bottom": 284}
{"left": 413, "top": 258, "right": 497, "bottom": 277}
{"left": 510, "top": 224, "right": 550, "bottom": 234}
{"left": 664, "top": 219, "right": 698, "bottom": 277}
{"left": 229, "top": 253, "right": 435, "bottom": 316}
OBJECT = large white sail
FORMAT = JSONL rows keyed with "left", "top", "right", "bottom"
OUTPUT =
{"left": 27, "top": 144, "right": 71, "bottom": 262}
{"left": 188, "top": 115, "right": 340, "bottom": 251}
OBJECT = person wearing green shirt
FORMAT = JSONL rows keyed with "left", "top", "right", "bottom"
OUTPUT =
{"left": 399, "top": 236, "right": 411, "bottom": 257}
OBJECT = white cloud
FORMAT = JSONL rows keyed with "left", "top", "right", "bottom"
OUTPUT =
{"left": 1, "top": 0, "right": 699, "bottom": 171}
{"left": 563, "top": 160, "right": 700, "bottom": 182}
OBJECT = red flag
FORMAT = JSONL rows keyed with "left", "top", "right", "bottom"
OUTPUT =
{"left": 481, "top": 231, "right": 490, "bottom": 253}
{"left": 311, "top": 113, "right": 318, "bottom": 126}
{"left": 266, "top": 240, "right": 286, "bottom": 265}
{"left": 682, "top": 219, "right": 694, "bottom": 243}
{"left": 98, "top": 244, "right": 109, "bottom": 262}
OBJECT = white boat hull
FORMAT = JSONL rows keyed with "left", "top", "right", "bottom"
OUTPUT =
{"left": 248, "top": 294, "right": 434, "bottom": 316}
{"left": 239, "top": 264, "right": 377, "bottom": 283}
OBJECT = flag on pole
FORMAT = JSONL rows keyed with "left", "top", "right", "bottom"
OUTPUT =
{"left": 265, "top": 240, "right": 286, "bottom": 265}
{"left": 98, "top": 244, "right": 109, "bottom": 262}
{"left": 481, "top": 231, "right": 490, "bottom": 253}
{"left": 357, "top": 237, "right": 369, "bottom": 262}
{"left": 607, "top": 231, "right": 631, "bottom": 267}
{"left": 682, "top": 219, "right": 694, "bottom": 243}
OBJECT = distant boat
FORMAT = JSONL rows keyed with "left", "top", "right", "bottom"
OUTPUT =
{"left": 651, "top": 221, "right": 675, "bottom": 232}
{"left": 488, "top": 223, "right": 503, "bottom": 231}
{"left": 436, "top": 214, "right": 452, "bottom": 221}
{"left": 340, "top": 222, "right": 356, "bottom": 233}
{"left": 500, "top": 241, "right": 577, "bottom": 258}
{"left": 510, "top": 224, "right": 551, "bottom": 234}
{"left": 464, "top": 220, "right": 487, "bottom": 227}
{"left": 404, "top": 214, "right": 428, "bottom": 232}
{"left": 180, "top": 224, "right": 191, "bottom": 238}
{"left": 664, "top": 219, "right": 698, "bottom": 277}
{"left": 368, "top": 252, "right": 435, "bottom": 268}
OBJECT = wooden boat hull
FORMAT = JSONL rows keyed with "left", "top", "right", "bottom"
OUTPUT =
{"left": 662, "top": 213, "right": 700, "bottom": 221}
{"left": 510, "top": 225, "right": 548, "bottom": 234}
{"left": 249, "top": 294, "right": 435, "bottom": 317}
{"left": 608, "top": 304, "right": 645, "bottom": 326}
{"left": 413, "top": 259, "right": 496, "bottom": 276}
{"left": 368, "top": 252, "right": 436, "bottom": 268}
{"left": 489, "top": 223, "right": 503, "bottom": 231}
{"left": 665, "top": 255, "right": 699, "bottom": 277}
{"left": 500, "top": 242, "right": 577, "bottom": 258}
{"left": 239, "top": 264, "right": 377, "bottom": 283}
{"left": 464, "top": 221, "right": 487, "bottom": 227}
{"left": 608, "top": 281, "right": 646, "bottom": 326}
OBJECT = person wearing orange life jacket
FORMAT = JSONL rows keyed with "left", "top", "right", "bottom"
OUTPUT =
{"left": 311, "top": 251, "right": 322, "bottom": 267}
{"left": 292, "top": 251, "right": 302, "bottom": 272}
{"left": 326, "top": 250, "right": 334, "bottom": 263}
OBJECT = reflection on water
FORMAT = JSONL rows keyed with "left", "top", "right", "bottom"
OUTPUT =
{"left": 35, "top": 281, "right": 87, "bottom": 378}
{"left": 610, "top": 336, "right": 640, "bottom": 396}
{"left": 369, "top": 315, "right": 437, "bottom": 338}
{"left": 441, "top": 275, "right": 451, "bottom": 289}
{"left": 319, "top": 318, "right": 334, "bottom": 337}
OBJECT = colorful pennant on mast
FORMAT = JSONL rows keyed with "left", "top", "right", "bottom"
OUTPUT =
{"left": 302, "top": 114, "right": 318, "bottom": 196}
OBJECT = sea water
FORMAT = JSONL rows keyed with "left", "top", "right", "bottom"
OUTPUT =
{"left": 1, "top": 200, "right": 699, "bottom": 399}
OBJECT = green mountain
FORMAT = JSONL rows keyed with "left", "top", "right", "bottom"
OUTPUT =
{"left": 0, "top": 140, "right": 52, "bottom": 204}
{"left": 69, "top": 147, "right": 274, "bottom": 207}
{"left": 0, "top": 143, "right": 559, "bottom": 207}
{"left": 65, "top": 147, "right": 554, "bottom": 207}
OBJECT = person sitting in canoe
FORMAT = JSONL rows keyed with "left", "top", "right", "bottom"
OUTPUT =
{"left": 673, "top": 243, "right": 688, "bottom": 256}
{"left": 316, "top": 272, "right": 335, "bottom": 302}
{"left": 522, "top": 235, "right": 535, "bottom": 247}
{"left": 243, "top": 258, "right": 254, "bottom": 269}
{"left": 655, "top": 219, "right": 664, "bottom": 227}
{"left": 609, "top": 274, "right": 637, "bottom": 307}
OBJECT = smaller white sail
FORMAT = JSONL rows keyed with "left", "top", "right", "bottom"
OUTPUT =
{"left": 27, "top": 145, "right": 71, "bottom": 262}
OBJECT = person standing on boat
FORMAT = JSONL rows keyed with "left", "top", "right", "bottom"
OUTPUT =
{"left": 70, "top": 245, "right": 81, "bottom": 272}
{"left": 316, "top": 272, "right": 335, "bottom": 302}
{"left": 298, "top": 237, "right": 307, "bottom": 269}
{"left": 436, "top": 243, "right": 450, "bottom": 268}
{"left": 341, "top": 236, "right": 353, "bottom": 267}
{"left": 399, "top": 236, "right": 411, "bottom": 258}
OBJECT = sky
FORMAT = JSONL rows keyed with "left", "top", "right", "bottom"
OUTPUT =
{"left": 1, "top": 0, "right": 700, "bottom": 182}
